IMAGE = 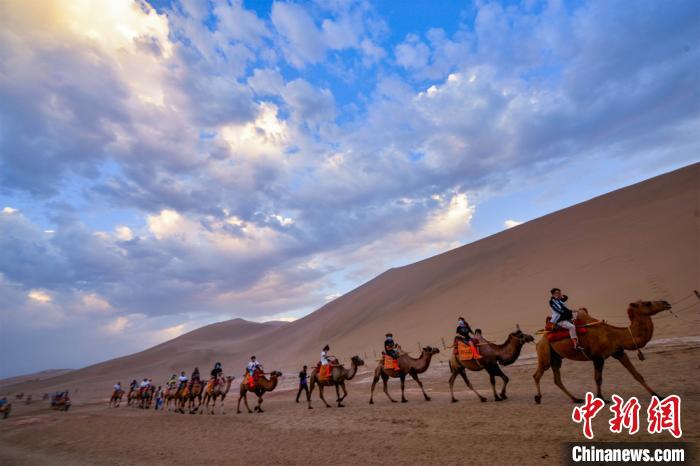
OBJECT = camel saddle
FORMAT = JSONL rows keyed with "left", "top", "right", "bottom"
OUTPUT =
{"left": 317, "top": 363, "right": 333, "bottom": 380}
{"left": 244, "top": 371, "right": 260, "bottom": 389}
{"left": 455, "top": 340, "right": 481, "bottom": 361}
{"left": 383, "top": 354, "right": 399, "bottom": 371}
{"left": 545, "top": 319, "right": 589, "bottom": 342}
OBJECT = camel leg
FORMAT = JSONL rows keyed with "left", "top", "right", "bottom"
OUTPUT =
{"left": 551, "top": 353, "right": 583, "bottom": 403}
{"left": 491, "top": 365, "right": 509, "bottom": 400}
{"left": 533, "top": 362, "right": 549, "bottom": 404}
{"left": 613, "top": 350, "right": 659, "bottom": 397}
{"left": 369, "top": 367, "right": 380, "bottom": 404}
{"left": 460, "top": 369, "right": 486, "bottom": 402}
{"left": 533, "top": 338, "right": 552, "bottom": 404}
{"left": 257, "top": 396, "right": 264, "bottom": 413}
{"left": 382, "top": 372, "right": 397, "bottom": 403}
{"left": 400, "top": 374, "right": 408, "bottom": 403}
{"left": 409, "top": 372, "right": 430, "bottom": 401}
{"left": 449, "top": 368, "right": 458, "bottom": 402}
{"left": 592, "top": 358, "right": 609, "bottom": 402}
{"left": 307, "top": 378, "right": 314, "bottom": 409}
{"left": 488, "top": 370, "right": 502, "bottom": 401}
{"left": 339, "top": 382, "right": 348, "bottom": 404}
{"left": 220, "top": 395, "right": 226, "bottom": 415}
{"left": 243, "top": 392, "right": 253, "bottom": 413}
{"left": 448, "top": 361, "right": 460, "bottom": 402}
{"left": 318, "top": 385, "right": 331, "bottom": 408}
{"left": 236, "top": 393, "right": 243, "bottom": 414}
{"left": 335, "top": 384, "right": 343, "bottom": 407}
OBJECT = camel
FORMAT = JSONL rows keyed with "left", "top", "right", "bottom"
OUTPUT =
{"left": 449, "top": 326, "right": 534, "bottom": 402}
{"left": 50, "top": 393, "right": 71, "bottom": 411}
{"left": 369, "top": 346, "right": 440, "bottom": 404}
{"left": 533, "top": 300, "right": 671, "bottom": 404}
{"left": 109, "top": 389, "right": 124, "bottom": 407}
{"left": 200, "top": 376, "right": 235, "bottom": 415}
{"left": 131, "top": 386, "right": 155, "bottom": 409}
{"left": 162, "top": 385, "right": 185, "bottom": 412}
{"left": 180, "top": 380, "right": 205, "bottom": 414}
{"left": 142, "top": 386, "right": 156, "bottom": 409}
{"left": 237, "top": 371, "right": 282, "bottom": 414}
{"left": 307, "top": 356, "right": 365, "bottom": 409}
{"left": 127, "top": 389, "right": 139, "bottom": 406}
{"left": 0, "top": 402, "right": 11, "bottom": 419}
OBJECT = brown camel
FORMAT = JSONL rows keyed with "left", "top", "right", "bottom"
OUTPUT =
{"left": 199, "top": 376, "right": 235, "bottom": 415}
{"left": 369, "top": 346, "right": 440, "bottom": 404}
{"left": 127, "top": 389, "right": 139, "bottom": 407}
{"left": 533, "top": 300, "right": 671, "bottom": 404}
{"left": 162, "top": 385, "right": 184, "bottom": 412}
{"left": 307, "top": 356, "right": 365, "bottom": 409}
{"left": 127, "top": 386, "right": 154, "bottom": 409}
{"left": 109, "top": 389, "right": 124, "bottom": 407}
{"left": 237, "top": 371, "right": 282, "bottom": 413}
{"left": 180, "top": 380, "right": 205, "bottom": 414}
{"left": 138, "top": 386, "right": 155, "bottom": 409}
{"left": 449, "top": 326, "right": 534, "bottom": 402}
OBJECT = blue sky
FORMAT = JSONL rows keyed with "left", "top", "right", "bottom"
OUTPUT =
{"left": 0, "top": 0, "right": 698, "bottom": 377}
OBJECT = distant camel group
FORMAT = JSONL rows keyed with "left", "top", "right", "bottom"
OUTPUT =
{"left": 105, "top": 300, "right": 671, "bottom": 414}
{"left": 111, "top": 371, "right": 284, "bottom": 415}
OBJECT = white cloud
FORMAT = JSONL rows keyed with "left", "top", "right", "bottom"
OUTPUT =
{"left": 271, "top": 2, "right": 326, "bottom": 67}
{"left": 504, "top": 219, "right": 523, "bottom": 229}
{"left": 102, "top": 316, "right": 130, "bottom": 334}
{"left": 2, "top": 207, "right": 18, "bottom": 214}
{"left": 114, "top": 225, "right": 134, "bottom": 241}
{"left": 395, "top": 34, "right": 430, "bottom": 69}
{"left": 219, "top": 103, "right": 290, "bottom": 158}
{"left": 147, "top": 209, "right": 188, "bottom": 241}
{"left": 80, "top": 293, "right": 113, "bottom": 313}
{"left": 28, "top": 289, "right": 52, "bottom": 303}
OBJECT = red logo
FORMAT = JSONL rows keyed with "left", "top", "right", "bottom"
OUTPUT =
{"left": 608, "top": 394, "right": 641, "bottom": 435}
{"left": 572, "top": 392, "right": 605, "bottom": 439}
{"left": 647, "top": 395, "right": 682, "bottom": 438}
{"left": 572, "top": 393, "right": 682, "bottom": 439}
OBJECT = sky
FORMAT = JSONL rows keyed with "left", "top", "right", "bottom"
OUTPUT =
{"left": 0, "top": 0, "right": 698, "bottom": 378}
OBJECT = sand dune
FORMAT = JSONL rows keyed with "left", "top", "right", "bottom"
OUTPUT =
{"left": 2, "top": 163, "right": 698, "bottom": 399}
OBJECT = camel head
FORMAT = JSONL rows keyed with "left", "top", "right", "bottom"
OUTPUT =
{"left": 350, "top": 355, "right": 365, "bottom": 367}
{"left": 628, "top": 300, "right": 672, "bottom": 317}
{"left": 511, "top": 324, "right": 535, "bottom": 344}
{"left": 270, "top": 371, "right": 283, "bottom": 378}
{"left": 422, "top": 346, "right": 440, "bottom": 355}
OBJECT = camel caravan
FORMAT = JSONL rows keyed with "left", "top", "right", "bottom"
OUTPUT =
{"left": 104, "top": 289, "right": 678, "bottom": 414}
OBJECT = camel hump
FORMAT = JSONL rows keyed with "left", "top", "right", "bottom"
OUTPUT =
{"left": 575, "top": 308, "right": 598, "bottom": 322}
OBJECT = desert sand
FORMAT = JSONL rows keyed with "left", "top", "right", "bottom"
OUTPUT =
{"left": 0, "top": 343, "right": 698, "bottom": 465}
{"left": 0, "top": 163, "right": 698, "bottom": 464}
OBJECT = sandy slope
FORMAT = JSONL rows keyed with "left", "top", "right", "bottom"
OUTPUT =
{"left": 3, "top": 163, "right": 698, "bottom": 401}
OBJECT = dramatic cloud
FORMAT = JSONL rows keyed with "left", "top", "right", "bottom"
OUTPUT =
{"left": 1, "top": 0, "right": 697, "bottom": 376}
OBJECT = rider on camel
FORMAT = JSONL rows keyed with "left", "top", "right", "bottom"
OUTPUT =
{"left": 189, "top": 367, "right": 200, "bottom": 390}
{"left": 167, "top": 374, "right": 177, "bottom": 389}
{"left": 205, "top": 362, "right": 223, "bottom": 392}
{"left": 456, "top": 317, "right": 482, "bottom": 359}
{"left": 319, "top": 345, "right": 335, "bottom": 378}
{"left": 384, "top": 333, "right": 399, "bottom": 360}
{"left": 177, "top": 371, "right": 188, "bottom": 391}
{"left": 246, "top": 356, "right": 262, "bottom": 388}
{"left": 549, "top": 288, "right": 582, "bottom": 350}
